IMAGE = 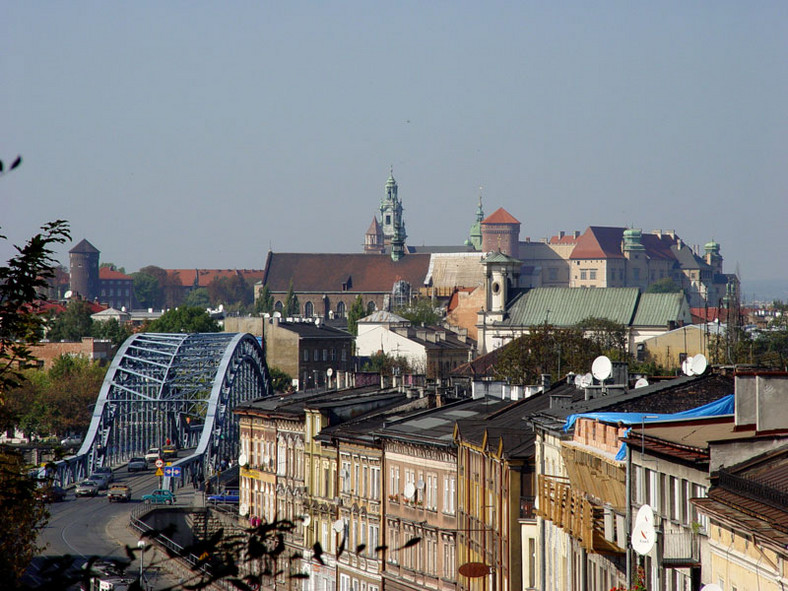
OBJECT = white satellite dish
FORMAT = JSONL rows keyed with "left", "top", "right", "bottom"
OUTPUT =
{"left": 332, "top": 519, "right": 344, "bottom": 534}
{"left": 273, "top": 311, "right": 282, "bottom": 318}
{"left": 580, "top": 373, "right": 593, "bottom": 388}
{"left": 238, "top": 453, "right": 248, "bottom": 467}
{"left": 239, "top": 502, "right": 249, "bottom": 516}
{"left": 692, "top": 354, "right": 708, "bottom": 375}
{"left": 682, "top": 357, "right": 695, "bottom": 376}
{"left": 416, "top": 479, "right": 425, "bottom": 491}
{"left": 574, "top": 374, "right": 583, "bottom": 388}
{"left": 632, "top": 504, "right": 656, "bottom": 556}
{"left": 64, "top": 290, "right": 73, "bottom": 299}
{"left": 634, "top": 378, "right": 650, "bottom": 389}
{"left": 301, "top": 514, "right": 311, "bottom": 527}
{"left": 403, "top": 482, "right": 416, "bottom": 500}
{"left": 327, "top": 368, "right": 333, "bottom": 377}
{"left": 592, "top": 356, "right": 613, "bottom": 382}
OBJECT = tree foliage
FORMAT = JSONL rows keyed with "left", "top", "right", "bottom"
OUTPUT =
{"left": 132, "top": 270, "right": 163, "bottom": 309}
{"left": 145, "top": 306, "right": 220, "bottom": 333}
{"left": 0, "top": 219, "right": 71, "bottom": 390}
{"left": 255, "top": 285, "right": 274, "bottom": 316}
{"left": 91, "top": 318, "right": 133, "bottom": 347}
{"left": 346, "top": 295, "right": 365, "bottom": 336}
{"left": 394, "top": 297, "right": 442, "bottom": 326}
{"left": 184, "top": 287, "right": 211, "bottom": 309}
{"left": 207, "top": 275, "right": 253, "bottom": 309}
{"left": 645, "top": 278, "right": 683, "bottom": 293}
{"left": 45, "top": 300, "right": 94, "bottom": 342}
{"left": 283, "top": 280, "right": 299, "bottom": 316}
{"left": 268, "top": 366, "right": 293, "bottom": 392}
{"left": 1, "top": 355, "right": 105, "bottom": 439}
{"left": 0, "top": 447, "right": 48, "bottom": 584}
{"left": 361, "top": 351, "right": 411, "bottom": 376}
{"left": 494, "top": 320, "right": 629, "bottom": 385}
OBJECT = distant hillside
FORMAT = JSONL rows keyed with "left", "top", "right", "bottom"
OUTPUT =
{"left": 742, "top": 279, "right": 788, "bottom": 304}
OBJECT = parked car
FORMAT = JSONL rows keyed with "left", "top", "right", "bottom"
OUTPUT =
{"left": 127, "top": 457, "right": 147, "bottom": 472}
{"left": 60, "top": 436, "right": 83, "bottom": 448}
{"left": 93, "top": 466, "right": 113, "bottom": 484}
{"left": 40, "top": 484, "right": 67, "bottom": 503}
{"left": 144, "top": 447, "right": 161, "bottom": 463}
{"left": 207, "top": 489, "right": 240, "bottom": 504}
{"left": 141, "top": 489, "right": 176, "bottom": 504}
{"left": 75, "top": 480, "right": 100, "bottom": 497}
{"left": 88, "top": 472, "right": 110, "bottom": 491}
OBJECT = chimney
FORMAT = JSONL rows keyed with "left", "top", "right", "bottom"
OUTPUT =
{"left": 574, "top": 230, "right": 580, "bottom": 238}
{"left": 559, "top": 231, "right": 565, "bottom": 238}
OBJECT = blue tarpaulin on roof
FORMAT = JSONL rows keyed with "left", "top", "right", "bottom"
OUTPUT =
{"left": 562, "top": 393, "right": 735, "bottom": 433}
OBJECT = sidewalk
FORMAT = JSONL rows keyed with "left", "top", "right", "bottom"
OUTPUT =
{"left": 106, "top": 486, "right": 210, "bottom": 590}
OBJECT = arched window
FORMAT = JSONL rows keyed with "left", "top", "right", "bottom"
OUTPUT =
{"left": 274, "top": 301, "right": 283, "bottom": 313}
{"left": 367, "top": 301, "right": 376, "bottom": 314}
{"left": 336, "top": 301, "right": 346, "bottom": 318}
{"left": 304, "top": 301, "right": 314, "bottom": 317}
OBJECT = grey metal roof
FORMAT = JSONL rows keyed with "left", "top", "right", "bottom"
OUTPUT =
{"left": 632, "top": 292, "right": 687, "bottom": 327}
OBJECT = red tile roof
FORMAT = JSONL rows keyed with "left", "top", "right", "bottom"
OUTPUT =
{"left": 482, "top": 207, "right": 520, "bottom": 225}
{"left": 570, "top": 226, "right": 627, "bottom": 259}
{"left": 99, "top": 267, "right": 132, "bottom": 280}
{"left": 262, "top": 252, "right": 431, "bottom": 293}
{"left": 165, "top": 269, "right": 265, "bottom": 288}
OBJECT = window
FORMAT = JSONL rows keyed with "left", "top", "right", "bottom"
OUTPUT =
{"left": 275, "top": 301, "right": 283, "bottom": 312}
{"left": 634, "top": 268, "right": 641, "bottom": 280}
{"left": 548, "top": 267, "right": 558, "bottom": 281}
{"left": 390, "top": 466, "right": 400, "bottom": 495}
{"left": 371, "top": 466, "right": 380, "bottom": 499}
{"left": 368, "top": 524, "right": 379, "bottom": 556}
{"left": 304, "top": 301, "right": 314, "bottom": 316}
{"left": 590, "top": 269, "right": 597, "bottom": 280}
{"left": 340, "top": 574, "right": 350, "bottom": 591}
{"left": 313, "top": 349, "right": 319, "bottom": 361}
{"left": 443, "top": 475, "right": 456, "bottom": 514}
{"left": 331, "top": 348, "right": 336, "bottom": 361}
{"left": 303, "top": 349, "right": 309, "bottom": 362}
{"left": 277, "top": 439, "right": 286, "bottom": 475}
{"left": 337, "top": 301, "right": 346, "bottom": 317}
{"left": 580, "top": 270, "right": 587, "bottom": 280}
{"left": 342, "top": 460, "right": 351, "bottom": 493}
{"left": 367, "top": 301, "right": 376, "bottom": 313}
{"left": 342, "top": 348, "right": 347, "bottom": 361}
{"left": 322, "top": 349, "right": 328, "bottom": 361}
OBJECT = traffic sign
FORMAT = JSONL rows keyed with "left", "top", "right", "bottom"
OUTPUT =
{"left": 155, "top": 467, "right": 164, "bottom": 477}
{"left": 163, "top": 466, "right": 182, "bottom": 477}
{"left": 155, "top": 459, "right": 164, "bottom": 468}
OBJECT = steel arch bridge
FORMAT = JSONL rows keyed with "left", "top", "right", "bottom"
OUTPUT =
{"left": 51, "top": 332, "right": 271, "bottom": 488}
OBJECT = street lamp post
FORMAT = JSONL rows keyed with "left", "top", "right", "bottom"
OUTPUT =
{"left": 137, "top": 540, "right": 147, "bottom": 589}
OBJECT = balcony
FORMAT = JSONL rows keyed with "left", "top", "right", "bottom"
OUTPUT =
{"left": 536, "top": 475, "right": 623, "bottom": 555}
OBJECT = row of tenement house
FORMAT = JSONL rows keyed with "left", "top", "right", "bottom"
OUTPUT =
{"left": 229, "top": 367, "right": 788, "bottom": 591}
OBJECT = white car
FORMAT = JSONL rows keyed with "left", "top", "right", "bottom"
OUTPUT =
{"left": 128, "top": 457, "right": 147, "bottom": 472}
{"left": 144, "top": 448, "right": 161, "bottom": 463}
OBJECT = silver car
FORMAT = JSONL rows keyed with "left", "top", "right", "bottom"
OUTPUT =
{"left": 75, "top": 479, "right": 100, "bottom": 497}
{"left": 88, "top": 473, "right": 110, "bottom": 491}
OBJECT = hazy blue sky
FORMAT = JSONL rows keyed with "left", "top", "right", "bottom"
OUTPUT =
{"left": 3, "top": 2, "right": 786, "bottom": 288}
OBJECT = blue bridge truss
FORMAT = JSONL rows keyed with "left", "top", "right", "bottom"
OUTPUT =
{"left": 50, "top": 332, "right": 271, "bottom": 488}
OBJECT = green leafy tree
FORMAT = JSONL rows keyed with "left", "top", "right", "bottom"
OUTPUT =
{"left": 99, "top": 262, "right": 125, "bottom": 274}
{"left": 207, "top": 275, "right": 253, "bottom": 308}
{"left": 395, "top": 297, "right": 442, "bottom": 326}
{"left": 1, "top": 219, "right": 71, "bottom": 389}
{"left": 576, "top": 316, "right": 628, "bottom": 361}
{"left": 255, "top": 285, "right": 274, "bottom": 315}
{"left": 268, "top": 366, "right": 293, "bottom": 392}
{"left": 91, "top": 318, "right": 133, "bottom": 347}
{"left": 346, "top": 295, "right": 365, "bottom": 336}
{"left": 184, "top": 287, "right": 211, "bottom": 309}
{"left": 0, "top": 448, "right": 48, "bottom": 584}
{"left": 0, "top": 216, "right": 70, "bottom": 586}
{"left": 145, "top": 306, "right": 220, "bottom": 333}
{"left": 132, "top": 270, "right": 163, "bottom": 309}
{"left": 361, "top": 351, "right": 410, "bottom": 376}
{"left": 46, "top": 299, "right": 94, "bottom": 342}
{"left": 283, "top": 280, "right": 299, "bottom": 316}
{"left": 645, "top": 278, "right": 683, "bottom": 293}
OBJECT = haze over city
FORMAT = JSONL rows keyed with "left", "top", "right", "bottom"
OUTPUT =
{"left": 3, "top": 2, "right": 787, "bottom": 295}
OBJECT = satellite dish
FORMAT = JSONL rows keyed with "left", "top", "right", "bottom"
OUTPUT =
{"left": 574, "top": 374, "right": 583, "bottom": 388}
{"left": 682, "top": 357, "right": 694, "bottom": 376}
{"left": 238, "top": 453, "right": 248, "bottom": 467}
{"left": 580, "top": 373, "right": 593, "bottom": 388}
{"left": 634, "top": 378, "right": 649, "bottom": 389}
{"left": 332, "top": 519, "right": 344, "bottom": 534}
{"left": 273, "top": 311, "right": 282, "bottom": 318}
{"left": 416, "top": 479, "right": 425, "bottom": 491}
{"left": 239, "top": 502, "right": 249, "bottom": 516}
{"left": 64, "top": 290, "right": 73, "bottom": 299}
{"left": 327, "top": 368, "right": 333, "bottom": 377}
{"left": 692, "top": 354, "right": 708, "bottom": 375}
{"left": 632, "top": 504, "right": 656, "bottom": 556}
{"left": 301, "top": 514, "right": 311, "bottom": 527}
{"left": 592, "top": 356, "right": 613, "bottom": 382}
{"left": 403, "top": 482, "right": 416, "bottom": 500}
